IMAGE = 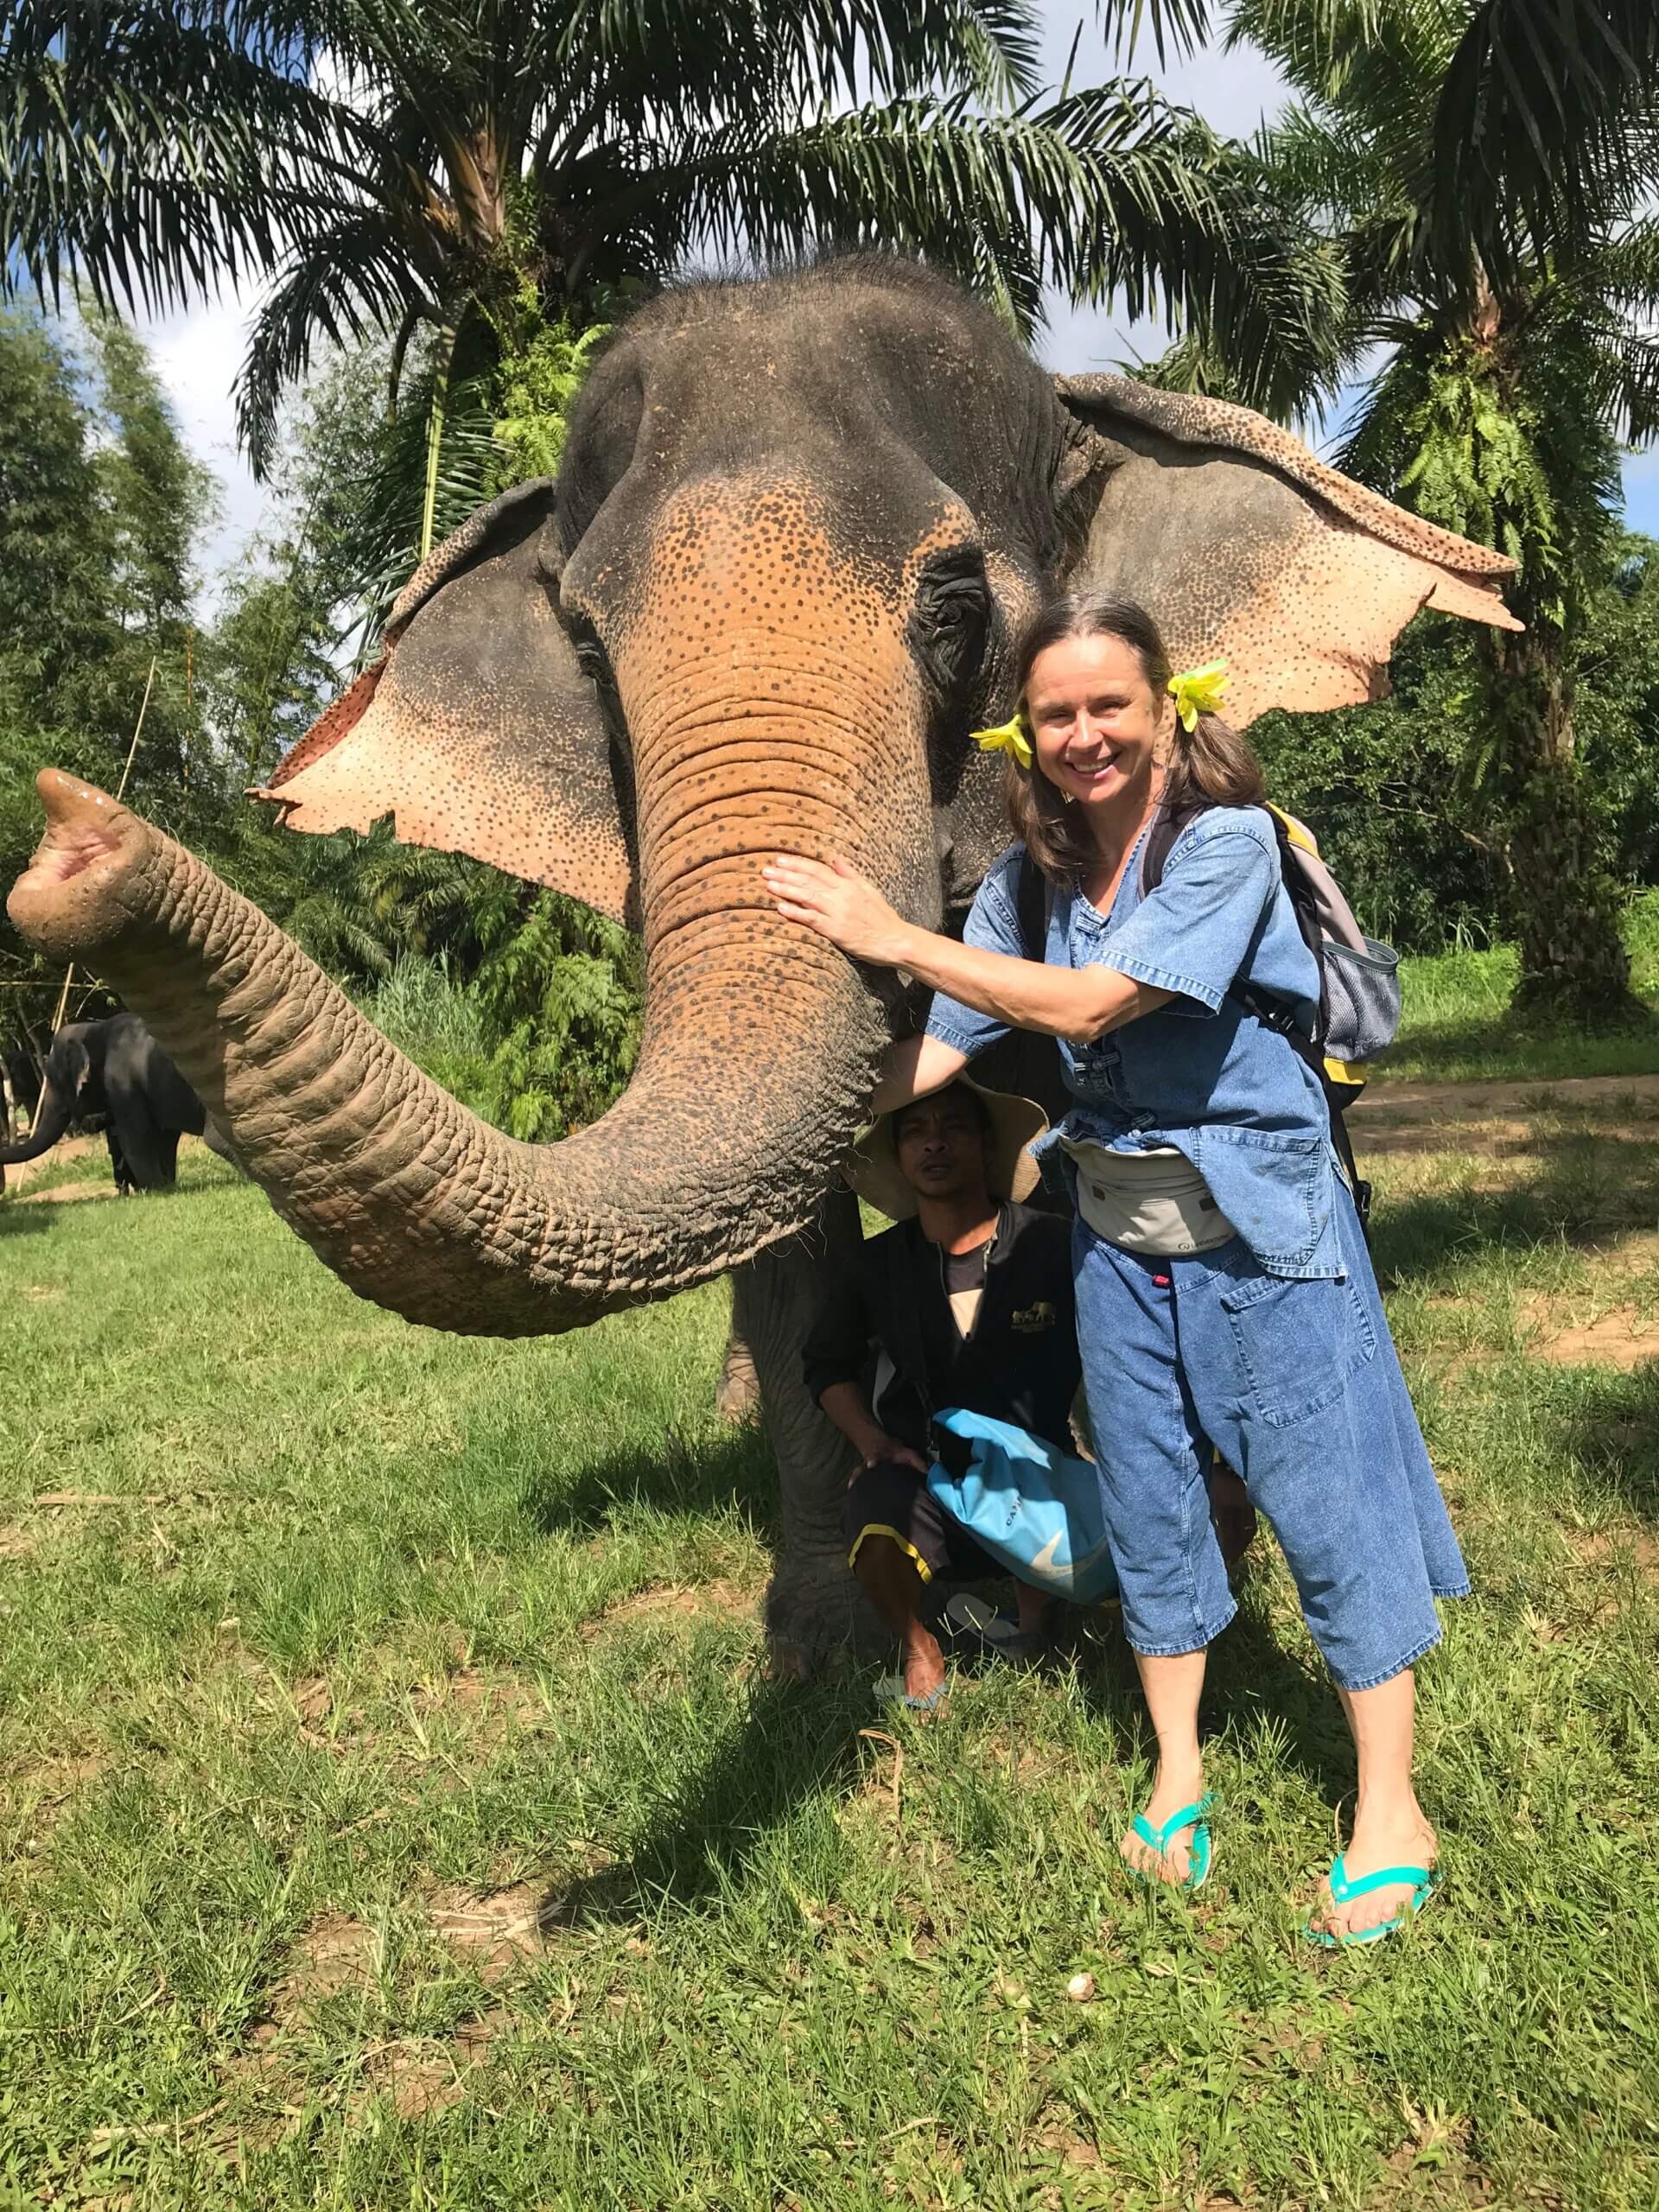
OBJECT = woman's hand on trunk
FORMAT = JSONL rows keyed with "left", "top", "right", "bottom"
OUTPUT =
{"left": 764, "top": 855, "right": 915, "bottom": 966}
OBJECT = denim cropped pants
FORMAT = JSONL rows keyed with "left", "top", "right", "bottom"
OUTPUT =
{"left": 1073, "top": 1179, "right": 1469, "bottom": 1691}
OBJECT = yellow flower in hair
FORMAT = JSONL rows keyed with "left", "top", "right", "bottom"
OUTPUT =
{"left": 1167, "top": 658, "right": 1230, "bottom": 733}
{"left": 972, "top": 711, "right": 1033, "bottom": 770}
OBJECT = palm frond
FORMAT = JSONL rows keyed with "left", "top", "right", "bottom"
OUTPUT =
{"left": 1586, "top": 215, "right": 1659, "bottom": 319}
{"left": 1612, "top": 332, "right": 1659, "bottom": 446}
{"left": 1090, "top": 0, "right": 1218, "bottom": 68}
{"left": 0, "top": 2, "right": 365, "bottom": 316}
{"left": 552, "top": 0, "right": 1046, "bottom": 114}
{"left": 595, "top": 86, "right": 1344, "bottom": 414}
{"left": 333, "top": 352, "right": 505, "bottom": 656}
{"left": 236, "top": 213, "right": 429, "bottom": 476}
{"left": 1433, "top": 0, "right": 1659, "bottom": 275}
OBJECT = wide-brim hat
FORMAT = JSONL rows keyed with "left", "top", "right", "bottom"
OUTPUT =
{"left": 851, "top": 1076, "right": 1048, "bottom": 1223}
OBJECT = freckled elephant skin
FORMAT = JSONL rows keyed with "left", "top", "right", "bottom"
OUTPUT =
{"left": 9, "top": 257, "right": 1519, "bottom": 1659}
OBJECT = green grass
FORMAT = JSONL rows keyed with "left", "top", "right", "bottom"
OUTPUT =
{"left": 1383, "top": 890, "right": 1659, "bottom": 1084}
{"left": 3, "top": 1113, "right": 1658, "bottom": 2208}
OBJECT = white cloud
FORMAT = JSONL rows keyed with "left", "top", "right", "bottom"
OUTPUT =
{"left": 1621, "top": 448, "right": 1659, "bottom": 538}
{"left": 137, "top": 289, "right": 271, "bottom": 613}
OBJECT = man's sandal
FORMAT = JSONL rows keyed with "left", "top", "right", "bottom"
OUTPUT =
{"left": 874, "top": 1675, "right": 948, "bottom": 1713}
{"left": 944, "top": 1592, "right": 1050, "bottom": 1667}
{"left": 1304, "top": 1853, "right": 1438, "bottom": 1948}
{"left": 1126, "top": 1794, "right": 1214, "bottom": 1894}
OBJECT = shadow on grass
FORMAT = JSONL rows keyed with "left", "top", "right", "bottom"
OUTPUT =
{"left": 1387, "top": 1007, "right": 1659, "bottom": 1086}
{"left": 543, "top": 1673, "right": 868, "bottom": 1925}
{"left": 1371, "top": 1129, "right": 1659, "bottom": 1287}
{"left": 0, "top": 1174, "right": 241, "bottom": 1221}
{"left": 518, "top": 1425, "right": 784, "bottom": 1545}
{"left": 0, "top": 1201, "right": 59, "bottom": 1235}
{"left": 1529, "top": 1362, "right": 1659, "bottom": 1529}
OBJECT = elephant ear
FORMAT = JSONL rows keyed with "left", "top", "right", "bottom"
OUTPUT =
{"left": 62, "top": 1035, "right": 92, "bottom": 1105}
{"left": 1054, "top": 376, "right": 1521, "bottom": 724}
{"left": 256, "top": 480, "right": 636, "bottom": 925}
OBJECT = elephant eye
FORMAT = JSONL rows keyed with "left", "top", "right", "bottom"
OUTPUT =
{"left": 913, "top": 552, "right": 991, "bottom": 697}
{"left": 568, "top": 619, "right": 613, "bottom": 689}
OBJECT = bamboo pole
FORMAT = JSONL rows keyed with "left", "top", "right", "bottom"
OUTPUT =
{"left": 46, "top": 656, "right": 156, "bottom": 1037}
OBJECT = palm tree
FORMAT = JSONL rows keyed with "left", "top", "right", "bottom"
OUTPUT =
{"left": 1120, "top": 0, "right": 1659, "bottom": 1020}
{"left": 1, "top": 0, "right": 1338, "bottom": 512}
{"left": 1115, "top": 0, "right": 1659, "bottom": 279}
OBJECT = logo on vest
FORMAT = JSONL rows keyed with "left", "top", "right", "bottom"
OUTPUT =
{"left": 1011, "top": 1300, "right": 1057, "bottom": 1333}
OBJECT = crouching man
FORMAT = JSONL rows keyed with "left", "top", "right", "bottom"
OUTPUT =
{"left": 805, "top": 1080, "right": 1255, "bottom": 1709}
{"left": 803, "top": 1081, "right": 1086, "bottom": 1707}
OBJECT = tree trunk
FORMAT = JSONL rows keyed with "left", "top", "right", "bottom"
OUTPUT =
{"left": 1484, "top": 628, "right": 1641, "bottom": 1023}
{"left": 740, "top": 1185, "right": 887, "bottom": 1675}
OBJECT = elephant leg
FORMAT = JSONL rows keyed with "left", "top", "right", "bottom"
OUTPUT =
{"left": 736, "top": 1184, "right": 886, "bottom": 1676}
{"left": 111, "top": 1096, "right": 175, "bottom": 1192}
{"left": 714, "top": 1310, "right": 760, "bottom": 1423}
{"left": 105, "top": 1123, "right": 133, "bottom": 1196}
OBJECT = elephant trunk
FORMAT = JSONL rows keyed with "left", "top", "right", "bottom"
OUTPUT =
{"left": 6, "top": 769, "right": 886, "bottom": 1333}
{"left": 0, "top": 1068, "right": 76, "bottom": 1166}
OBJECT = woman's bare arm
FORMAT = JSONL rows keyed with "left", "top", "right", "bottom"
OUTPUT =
{"left": 871, "top": 1033, "right": 969, "bottom": 1116}
{"left": 763, "top": 855, "right": 1172, "bottom": 1044}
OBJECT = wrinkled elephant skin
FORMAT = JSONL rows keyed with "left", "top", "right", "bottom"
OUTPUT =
{"left": 7, "top": 258, "right": 1518, "bottom": 1659}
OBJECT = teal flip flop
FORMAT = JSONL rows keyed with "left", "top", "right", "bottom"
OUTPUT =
{"left": 874, "top": 1674, "right": 948, "bottom": 1713}
{"left": 944, "top": 1592, "right": 1049, "bottom": 1667}
{"left": 1305, "top": 1853, "right": 1438, "bottom": 1948}
{"left": 1127, "top": 1793, "right": 1214, "bottom": 1894}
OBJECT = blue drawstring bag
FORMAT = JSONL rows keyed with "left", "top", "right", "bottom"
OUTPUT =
{"left": 926, "top": 1407, "right": 1120, "bottom": 1603}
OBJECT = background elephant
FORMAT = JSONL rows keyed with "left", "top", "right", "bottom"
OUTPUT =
{"left": 7, "top": 257, "right": 1516, "bottom": 1661}
{"left": 0, "top": 1013, "right": 239, "bottom": 1195}
{"left": 3, "top": 1039, "right": 43, "bottom": 1131}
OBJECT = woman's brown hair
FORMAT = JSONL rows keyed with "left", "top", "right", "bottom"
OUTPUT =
{"left": 1003, "top": 592, "right": 1265, "bottom": 884}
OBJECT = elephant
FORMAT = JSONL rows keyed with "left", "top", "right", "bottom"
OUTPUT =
{"left": 3, "top": 1040, "right": 43, "bottom": 1131}
{"left": 5, "top": 257, "right": 1517, "bottom": 1663}
{"left": 0, "top": 1013, "right": 239, "bottom": 1195}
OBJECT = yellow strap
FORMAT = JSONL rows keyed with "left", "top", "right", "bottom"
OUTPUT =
{"left": 848, "top": 1524, "right": 934, "bottom": 1584}
{"left": 1266, "top": 800, "right": 1319, "bottom": 856}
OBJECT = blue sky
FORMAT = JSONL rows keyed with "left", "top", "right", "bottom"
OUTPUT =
{"left": 122, "top": 10, "right": 1659, "bottom": 599}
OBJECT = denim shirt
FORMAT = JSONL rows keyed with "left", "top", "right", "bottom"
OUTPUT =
{"left": 924, "top": 810, "right": 1344, "bottom": 1281}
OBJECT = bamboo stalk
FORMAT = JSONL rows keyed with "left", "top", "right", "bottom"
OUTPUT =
{"left": 47, "top": 656, "right": 156, "bottom": 1036}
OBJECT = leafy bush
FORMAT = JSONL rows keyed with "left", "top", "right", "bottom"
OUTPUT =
{"left": 289, "top": 831, "right": 644, "bottom": 1139}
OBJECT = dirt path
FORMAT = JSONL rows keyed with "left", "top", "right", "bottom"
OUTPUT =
{"left": 3, "top": 1134, "right": 110, "bottom": 1198}
{"left": 1353, "top": 1071, "right": 1659, "bottom": 1157}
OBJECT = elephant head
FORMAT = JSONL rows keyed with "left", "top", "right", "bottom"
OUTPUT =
{"left": 0, "top": 1022, "right": 99, "bottom": 1170}
{"left": 8, "top": 258, "right": 1516, "bottom": 1332}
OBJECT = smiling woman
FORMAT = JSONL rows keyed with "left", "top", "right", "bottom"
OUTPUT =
{"left": 766, "top": 588, "right": 1470, "bottom": 1950}
{"left": 1014, "top": 595, "right": 1265, "bottom": 884}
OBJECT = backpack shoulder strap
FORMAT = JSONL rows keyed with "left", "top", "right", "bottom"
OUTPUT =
{"left": 1014, "top": 850, "right": 1051, "bottom": 961}
{"left": 1139, "top": 802, "right": 1211, "bottom": 896}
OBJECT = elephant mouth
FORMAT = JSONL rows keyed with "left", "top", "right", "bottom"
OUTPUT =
{"left": 14, "top": 772, "right": 134, "bottom": 891}
{"left": 8, "top": 775, "right": 153, "bottom": 970}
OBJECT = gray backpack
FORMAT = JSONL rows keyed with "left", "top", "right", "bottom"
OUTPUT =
{"left": 1142, "top": 802, "right": 1400, "bottom": 1232}
{"left": 1140, "top": 801, "right": 1401, "bottom": 1077}
{"left": 1014, "top": 801, "right": 1399, "bottom": 1234}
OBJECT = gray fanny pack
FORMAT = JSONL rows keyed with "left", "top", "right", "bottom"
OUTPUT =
{"left": 1062, "top": 1141, "right": 1236, "bottom": 1257}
